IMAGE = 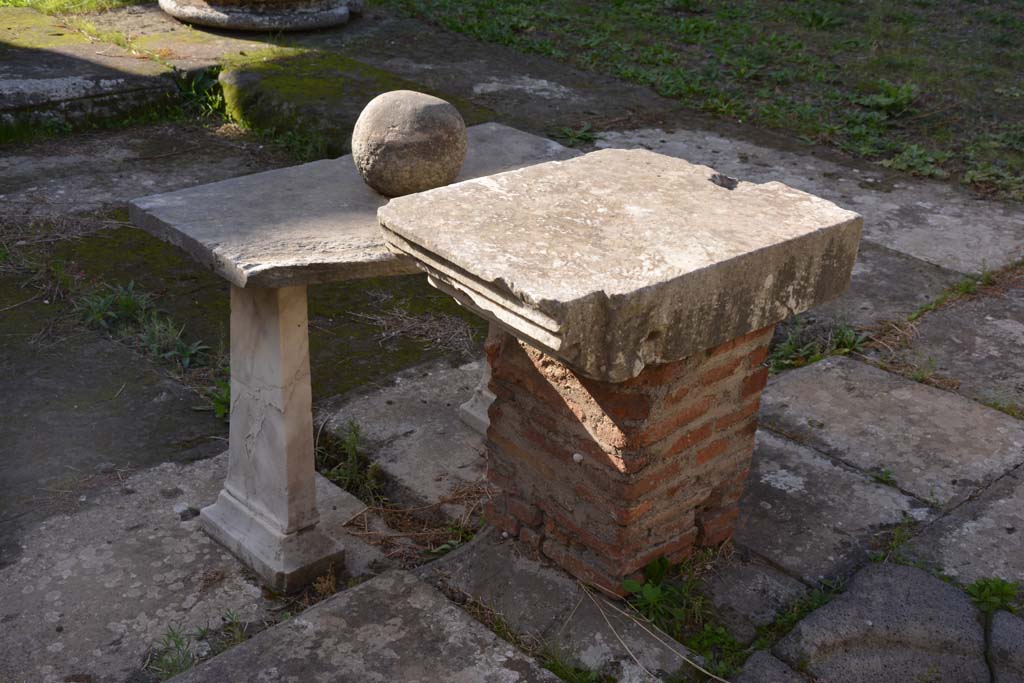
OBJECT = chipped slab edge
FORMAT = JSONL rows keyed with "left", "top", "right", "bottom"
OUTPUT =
{"left": 128, "top": 159, "right": 421, "bottom": 289}
{"left": 379, "top": 151, "right": 863, "bottom": 381}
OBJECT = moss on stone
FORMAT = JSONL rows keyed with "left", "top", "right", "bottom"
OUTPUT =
{"left": 219, "top": 48, "right": 494, "bottom": 158}
{"left": 0, "top": 7, "right": 91, "bottom": 49}
{"left": 53, "top": 226, "right": 484, "bottom": 402}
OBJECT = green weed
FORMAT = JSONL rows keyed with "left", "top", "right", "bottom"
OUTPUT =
{"left": 77, "top": 280, "right": 152, "bottom": 331}
{"left": 829, "top": 323, "right": 868, "bottom": 356}
{"left": 204, "top": 379, "right": 231, "bottom": 421}
{"left": 316, "top": 421, "right": 385, "bottom": 504}
{"left": 752, "top": 579, "right": 844, "bottom": 649}
{"left": 881, "top": 144, "right": 951, "bottom": 179}
{"left": 147, "top": 625, "right": 195, "bottom": 680}
{"left": 220, "top": 610, "right": 248, "bottom": 646}
{"left": 540, "top": 650, "right": 612, "bottom": 683}
{"left": 622, "top": 554, "right": 716, "bottom": 640}
{"left": 870, "top": 521, "right": 916, "bottom": 563}
{"left": 553, "top": 124, "right": 599, "bottom": 147}
{"left": 966, "top": 578, "right": 1020, "bottom": 615}
{"left": 382, "top": 0, "right": 1024, "bottom": 201}
{"left": 177, "top": 68, "right": 227, "bottom": 119}
{"left": 981, "top": 398, "right": 1024, "bottom": 420}
{"left": 910, "top": 357, "right": 937, "bottom": 383}
{"left": 684, "top": 622, "right": 745, "bottom": 677}
{"left": 768, "top": 324, "right": 824, "bottom": 374}
{"left": 870, "top": 468, "right": 897, "bottom": 487}
{"left": 429, "top": 522, "right": 478, "bottom": 556}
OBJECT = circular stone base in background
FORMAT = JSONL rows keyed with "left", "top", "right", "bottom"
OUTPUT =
{"left": 158, "top": 0, "right": 362, "bottom": 31}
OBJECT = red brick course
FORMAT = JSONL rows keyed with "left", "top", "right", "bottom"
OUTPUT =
{"left": 483, "top": 324, "right": 774, "bottom": 591}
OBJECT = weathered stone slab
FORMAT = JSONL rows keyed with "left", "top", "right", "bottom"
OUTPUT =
{"left": 734, "top": 651, "right": 808, "bottom": 683}
{"left": 805, "top": 240, "right": 963, "bottom": 328}
{"left": 597, "top": 128, "right": 1024, "bottom": 273}
{"left": 0, "top": 121, "right": 286, "bottom": 221}
{"left": 704, "top": 556, "right": 808, "bottom": 645}
{"left": 0, "top": 322, "right": 224, "bottom": 567}
{"left": 735, "top": 431, "right": 931, "bottom": 583}
{"left": 897, "top": 282, "right": 1024, "bottom": 409}
{"left": 0, "top": 8, "right": 173, "bottom": 135}
{"left": 0, "top": 453, "right": 374, "bottom": 683}
{"left": 381, "top": 149, "right": 862, "bottom": 382}
{"left": 773, "top": 564, "right": 989, "bottom": 683}
{"left": 172, "top": 569, "right": 559, "bottom": 682}
{"left": 74, "top": 5, "right": 269, "bottom": 72}
{"left": 761, "top": 357, "right": 1024, "bottom": 509}
{"left": 322, "top": 359, "right": 486, "bottom": 513}
{"left": 130, "top": 122, "right": 577, "bottom": 288}
{"left": 159, "top": 0, "right": 359, "bottom": 32}
{"left": 907, "top": 468, "right": 1024, "bottom": 585}
{"left": 992, "top": 610, "right": 1024, "bottom": 683}
{"left": 417, "top": 530, "right": 698, "bottom": 683}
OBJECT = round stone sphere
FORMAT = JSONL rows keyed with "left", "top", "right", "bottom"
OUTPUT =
{"left": 351, "top": 90, "right": 468, "bottom": 198}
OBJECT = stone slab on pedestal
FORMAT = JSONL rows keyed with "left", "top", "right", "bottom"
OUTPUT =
{"left": 380, "top": 148, "right": 861, "bottom": 590}
{"left": 483, "top": 326, "right": 774, "bottom": 592}
{"left": 129, "top": 122, "right": 579, "bottom": 288}
{"left": 380, "top": 148, "right": 862, "bottom": 382}
{"left": 173, "top": 570, "right": 559, "bottom": 682}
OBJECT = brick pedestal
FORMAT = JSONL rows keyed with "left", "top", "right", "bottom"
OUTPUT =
{"left": 483, "top": 325, "right": 773, "bottom": 594}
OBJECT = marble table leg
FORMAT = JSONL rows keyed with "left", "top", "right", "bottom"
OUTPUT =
{"left": 458, "top": 322, "right": 499, "bottom": 435}
{"left": 201, "top": 284, "right": 343, "bottom": 593}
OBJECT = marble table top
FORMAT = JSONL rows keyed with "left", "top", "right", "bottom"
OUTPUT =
{"left": 129, "top": 122, "right": 578, "bottom": 288}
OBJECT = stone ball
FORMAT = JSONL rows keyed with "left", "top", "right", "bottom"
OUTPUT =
{"left": 351, "top": 90, "right": 468, "bottom": 198}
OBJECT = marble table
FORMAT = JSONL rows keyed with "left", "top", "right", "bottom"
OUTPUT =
{"left": 129, "top": 123, "right": 578, "bottom": 591}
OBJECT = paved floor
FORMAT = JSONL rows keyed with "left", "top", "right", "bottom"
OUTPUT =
{"left": 1, "top": 4, "right": 1023, "bottom": 682}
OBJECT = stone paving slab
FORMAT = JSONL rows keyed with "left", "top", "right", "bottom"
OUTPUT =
{"left": 703, "top": 555, "right": 808, "bottom": 645}
{"left": 597, "top": 128, "right": 1024, "bottom": 273}
{"left": 0, "top": 315, "right": 225, "bottom": 567}
{"left": 130, "top": 122, "right": 577, "bottom": 288}
{"left": 804, "top": 240, "right": 963, "bottom": 329}
{"left": 78, "top": 5, "right": 270, "bottom": 71}
{"left": 381, "top": 147, "right": 861, "bottom": 381}
{"left": 172, "top": 569, "right": 559, "bottom": 683}
{"left": 897, "top": 281, "right": 1024, "bottom": 409}
{"left": 734, "top": 651, "right": 807, "bottom": 683}
{"left": 417, "top": 530, "right": 698, "bottom": 683}
{"left": 735, "top": 431, "right": 931, "bottom": 583}
{"left": 760, "top": 357, "right": 1024, "bottom": 509}
{"left": 772, "top": 564, "right": 989, "bottom": 683}
{"left": 992, "top": 610, "right": 1024, "bottom": 683}
{"left": 1, "top": 8, "right": 172, "bottom": 132}
{"left": 322, "top": 359, "right": 486, "bottom": 513}
{"left": 0, "top": 452, "right": 380, "bottom": 683}
{"left": 907, "top": 467, "right": 1024, "bottom": 585}
{"left": 1, "top": 121, "right": 285, "bottom": 221}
